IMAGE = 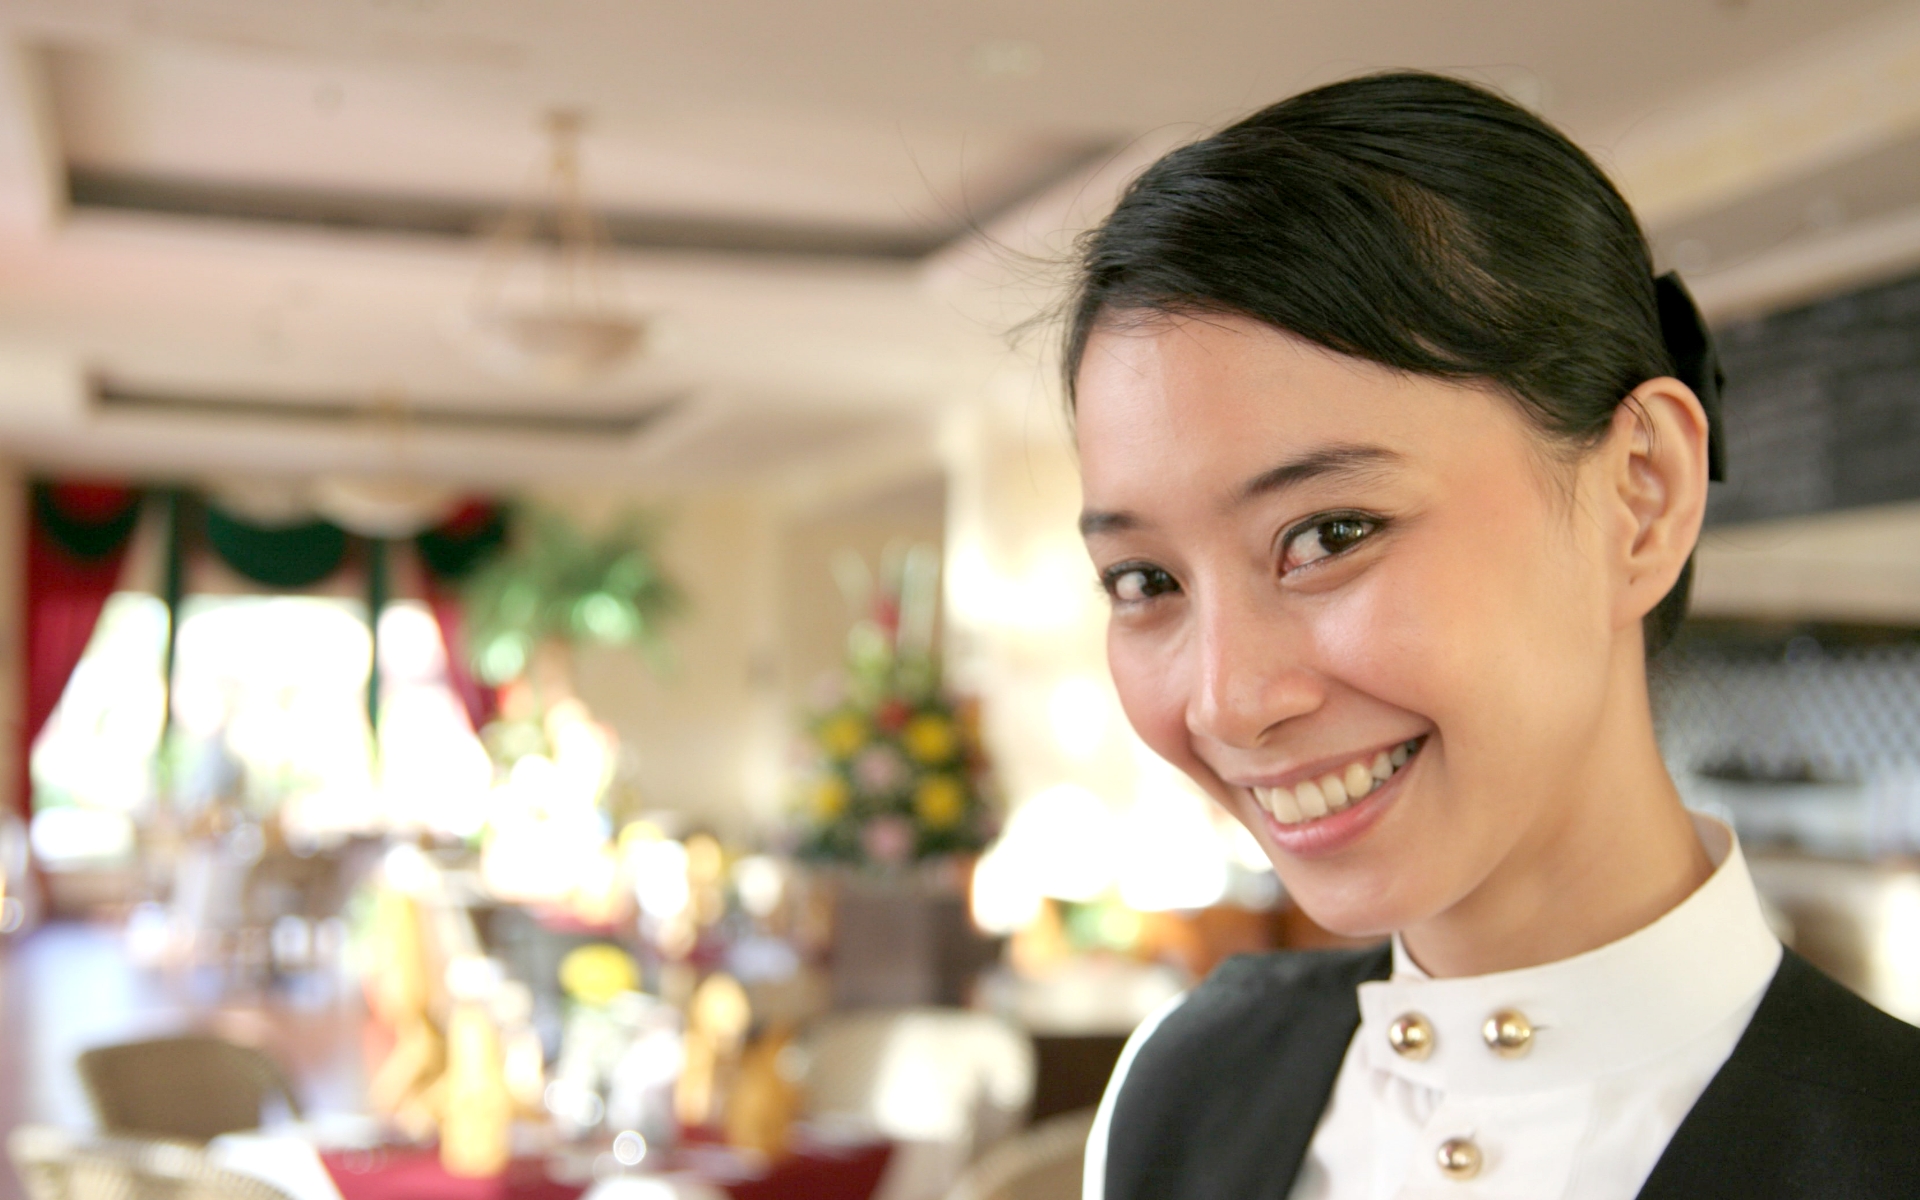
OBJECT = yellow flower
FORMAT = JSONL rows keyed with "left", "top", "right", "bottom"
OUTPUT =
{"left": 810, "top": 775, "right": 850, "bottom": 822}
{"left": 914, "top": 775, "right": 966, "bottom": 830}
{"left": 559, "top": 943, "right": 638, "bottom": 1006}
{"left": 902, "top": 714, "right": 957, "bottom": 764}
{"left": 819, "top": 713, "right": 868, "bottom": 760}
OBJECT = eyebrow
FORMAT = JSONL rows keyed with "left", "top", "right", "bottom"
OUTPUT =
{"left": 1078, "top": 443, "right": 1402, "bottom": 538}
{"left": 1235, "top": 443, "right": 1402, "bottom": 504}
{"left": 1078, "top": 508, "right": 1141, "bottom": 537}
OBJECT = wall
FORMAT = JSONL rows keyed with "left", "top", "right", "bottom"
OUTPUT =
{"left": 554, "top": 486, "right": 783, "bottom": 841}
{"left": 773, "top": 472, "right": 946, "bottom": 713}
{"left": 555, "top": 471, "right": 949, "bottom": 843}
{"left": 1694, "top": 500, "right": 1920, "bottom": 623}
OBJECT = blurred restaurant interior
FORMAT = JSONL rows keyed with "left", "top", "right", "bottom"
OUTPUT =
{"left": 5, "top": 2, "right": 1920, "bottom": 1199}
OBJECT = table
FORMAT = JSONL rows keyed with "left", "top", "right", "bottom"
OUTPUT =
{"left": 321, "top": 1141, "right": 893, "bottom": 1200}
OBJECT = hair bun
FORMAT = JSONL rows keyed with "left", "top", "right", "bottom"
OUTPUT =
{"left": 1653, "top": 272, "right": 1726, "bottom": 482}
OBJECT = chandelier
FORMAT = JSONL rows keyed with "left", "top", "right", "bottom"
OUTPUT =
{"left": 459, "top": 110, "right": 646, "bottom": 386}
{"left": 212, "top": 394, "right": 460, "bottom": 538}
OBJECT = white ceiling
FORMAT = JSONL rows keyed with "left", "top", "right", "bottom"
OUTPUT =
{"left": 2, "top": 0, "right": 1920, "bottom": 493}
{"left": 46, "top": 38, "right": 1102, "bottom": 238}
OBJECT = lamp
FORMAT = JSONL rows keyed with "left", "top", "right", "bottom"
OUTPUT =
{"left": 309, "top": 476, "right": 458, "bottom": 539}
{"left": 459, "top": 110, "right": 647, "bottom": 386}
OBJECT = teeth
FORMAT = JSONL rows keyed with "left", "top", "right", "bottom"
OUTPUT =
{"left": 1257, "top": 786, "right": 1302, "bottom": 823}
{"left": 1294, "top": 779, "right": 1328, "bottom": 819}
{"left": 1318, "top": 773, "right": 1348, "bottom": 809}
{"left": 1255, "top": 737, "right": 1423, "bottom": 828}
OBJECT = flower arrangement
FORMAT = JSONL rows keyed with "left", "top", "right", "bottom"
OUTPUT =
{"left": 795, "top": 545, "right": 996, "bottom": 869}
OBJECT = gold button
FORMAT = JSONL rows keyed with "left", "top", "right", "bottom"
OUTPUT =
{"left": 1387, "top": 1011, "right": 1435, "bottom": 1060}
{"left": 1436, "top": 1137, "right": 1483, "bottom": 1181}
{"left": 1482, "top": 1008, "right": 1534, "bottom": 1058}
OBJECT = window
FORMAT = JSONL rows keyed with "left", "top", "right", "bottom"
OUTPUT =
{"left": 30, "top": 594, "right": 492, "bottom": 868}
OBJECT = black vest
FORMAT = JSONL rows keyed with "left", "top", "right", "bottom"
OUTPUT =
{"left": 1104, "top": 945, "right": 1920, "bottom": 1199}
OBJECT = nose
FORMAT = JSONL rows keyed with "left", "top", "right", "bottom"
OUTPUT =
{"left": 1186, "top": 583, "right": 1324, "bottom": 750}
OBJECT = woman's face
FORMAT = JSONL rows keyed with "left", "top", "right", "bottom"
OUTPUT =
{"left": 1075, "top": 313, "right": 1625, "bottom": 938}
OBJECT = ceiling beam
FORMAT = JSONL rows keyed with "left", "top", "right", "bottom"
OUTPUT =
{"left": 1688, "top": 199, "right": 1920, "bottom": 323}
{"left": 0, "top": 40, "right": 63, "bottom": 236}
{"left": 92, "top": 382, "right": 687, "bottom": 439}
{"left": 63, "top": 140, "right": 1119, "bottom": 266}
{"left": 0, "top": 342, "right": 88, "bottom": 430}
{"left": 67, "top": 167, "right": 944, "bottom": 263}
{"left": 1609, "top": 3, "right": 1920, "bottom": 231}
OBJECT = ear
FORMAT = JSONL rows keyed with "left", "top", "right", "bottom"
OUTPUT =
{"left": 1599, "top": 376, "right": 1711, "bottom": 633}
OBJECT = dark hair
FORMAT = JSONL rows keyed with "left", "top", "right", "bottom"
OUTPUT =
{"left": 1063, "top": 71, "right": 1700, "bottom": 655}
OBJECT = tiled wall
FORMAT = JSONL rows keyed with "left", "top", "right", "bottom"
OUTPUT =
{"left": 1655, "top": 626, "right": 1920, "bottom": 856}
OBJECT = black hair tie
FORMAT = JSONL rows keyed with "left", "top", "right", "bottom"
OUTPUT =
{"left": 1653, "top": 272, "right": 1727, "bottom": 482}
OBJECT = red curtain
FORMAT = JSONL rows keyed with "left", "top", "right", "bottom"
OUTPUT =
{"left": 422, "top": 573, "right": 498, "bottom": 734}
{"left": 20, "top": 484, "right": 140, "bottom": 820}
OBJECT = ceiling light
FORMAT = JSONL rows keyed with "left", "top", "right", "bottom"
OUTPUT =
{"left": 206, "top": 473, "right": 458, "bottom": 539}
{"left": 463, "top": 310, "right": 643, "bottom": 385}
{"left": 457, "top": 110, "right": 648, "bottom": 387}
{"left": 309, "top": 476, "right": 458, "bottom": 538}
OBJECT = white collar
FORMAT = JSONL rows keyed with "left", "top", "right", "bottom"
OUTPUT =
{"left": 1356, "top": 814, "right": 1781, "bottom": 1095}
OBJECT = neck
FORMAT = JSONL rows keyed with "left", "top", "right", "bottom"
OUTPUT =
{"left": 1399, "top": 645, "right": 1714, "bottom": 979}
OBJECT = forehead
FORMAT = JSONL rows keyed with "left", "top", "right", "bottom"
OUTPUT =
{"left": 1073, "top": 313, "right": 1521, "bottom": 502}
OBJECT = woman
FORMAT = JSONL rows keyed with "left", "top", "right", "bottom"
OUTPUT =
{"left": 1068, "top": 73, "right": 1920, "bottom": 1200}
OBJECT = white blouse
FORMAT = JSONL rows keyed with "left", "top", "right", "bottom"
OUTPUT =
{"left": 1084, "top": 815, "right": 1782, "bottom": 1200}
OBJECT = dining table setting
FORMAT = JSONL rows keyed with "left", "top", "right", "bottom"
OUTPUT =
{"left": 209, "top": 1122, "right": 894, "bottom": 1200}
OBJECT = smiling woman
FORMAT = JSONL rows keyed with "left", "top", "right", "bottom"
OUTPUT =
{"left": 1066, "top": 73, "right": 1920, "bottom": 1200}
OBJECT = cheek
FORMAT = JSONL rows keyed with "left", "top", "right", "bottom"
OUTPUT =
{"left": 1304, "top": 528, "right": 1485, "bottom": 705}
{"left": 1107, "top": 628, "right": 1211, "bottom": 781}
{"left": 1314, "top": 505, "right": 1607, "bottom": 729}
{"left": 1327, "top": 510, "right": 1612, "bottom": 774}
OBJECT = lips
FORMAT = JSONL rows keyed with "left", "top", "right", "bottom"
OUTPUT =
{"left": 1250, "top": 737, "right": 1425, "bottom": 826}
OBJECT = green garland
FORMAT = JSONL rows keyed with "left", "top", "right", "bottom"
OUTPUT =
{"left": 33, "top": 484, "right": 141, "bottom": 561}
{"left": 202, "top": 505, "right": 348, "bottom": 588}
{"left": 416, "top": 505, "right": 510, "bottom": 581}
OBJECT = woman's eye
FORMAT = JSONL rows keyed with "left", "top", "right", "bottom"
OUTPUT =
{"left": 1103, "top": 564, "right": 1179, "bottom": 604}
{"left": 1281, "top": 515, "right": 1379, "bottom": 574}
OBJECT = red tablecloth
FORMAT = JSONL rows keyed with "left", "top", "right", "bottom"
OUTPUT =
{"left": 322, "top": 1142, "right": 892, "bottom": 1200}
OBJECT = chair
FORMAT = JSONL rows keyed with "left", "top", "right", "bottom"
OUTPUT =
{"left": 801, "top": 1009, "right": 1035, "bottom": 1200}
{"left": 8, "top": 1125, "right": 295, "bottom": 1200}
{"left": 942, "top": 1108, "right": 1097, "bottom": 1200}
{"left": 77, "top": 1035, "right": 303, "bottom": 1144}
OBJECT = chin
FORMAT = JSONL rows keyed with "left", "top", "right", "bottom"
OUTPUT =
{"left": 1288, "top": 895, "right": 1402, "bottom": 942}
{"left": 1270, "top": 864, "right": 1429, "bottom": 943}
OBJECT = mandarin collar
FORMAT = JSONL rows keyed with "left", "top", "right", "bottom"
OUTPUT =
{"left": 1356, "top": 815, "right": 1781, "bottom": 1095}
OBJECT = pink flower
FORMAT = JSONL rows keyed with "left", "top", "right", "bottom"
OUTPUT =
{"left": 852, "top": 746, "right": 908, "bottom": 797}
{"left": 861, "top": 816, "right": 915, "bottom": 867}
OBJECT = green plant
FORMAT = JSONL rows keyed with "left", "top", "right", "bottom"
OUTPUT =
{"left": 460, "top": 507, "right": 682, "bottom": 685}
